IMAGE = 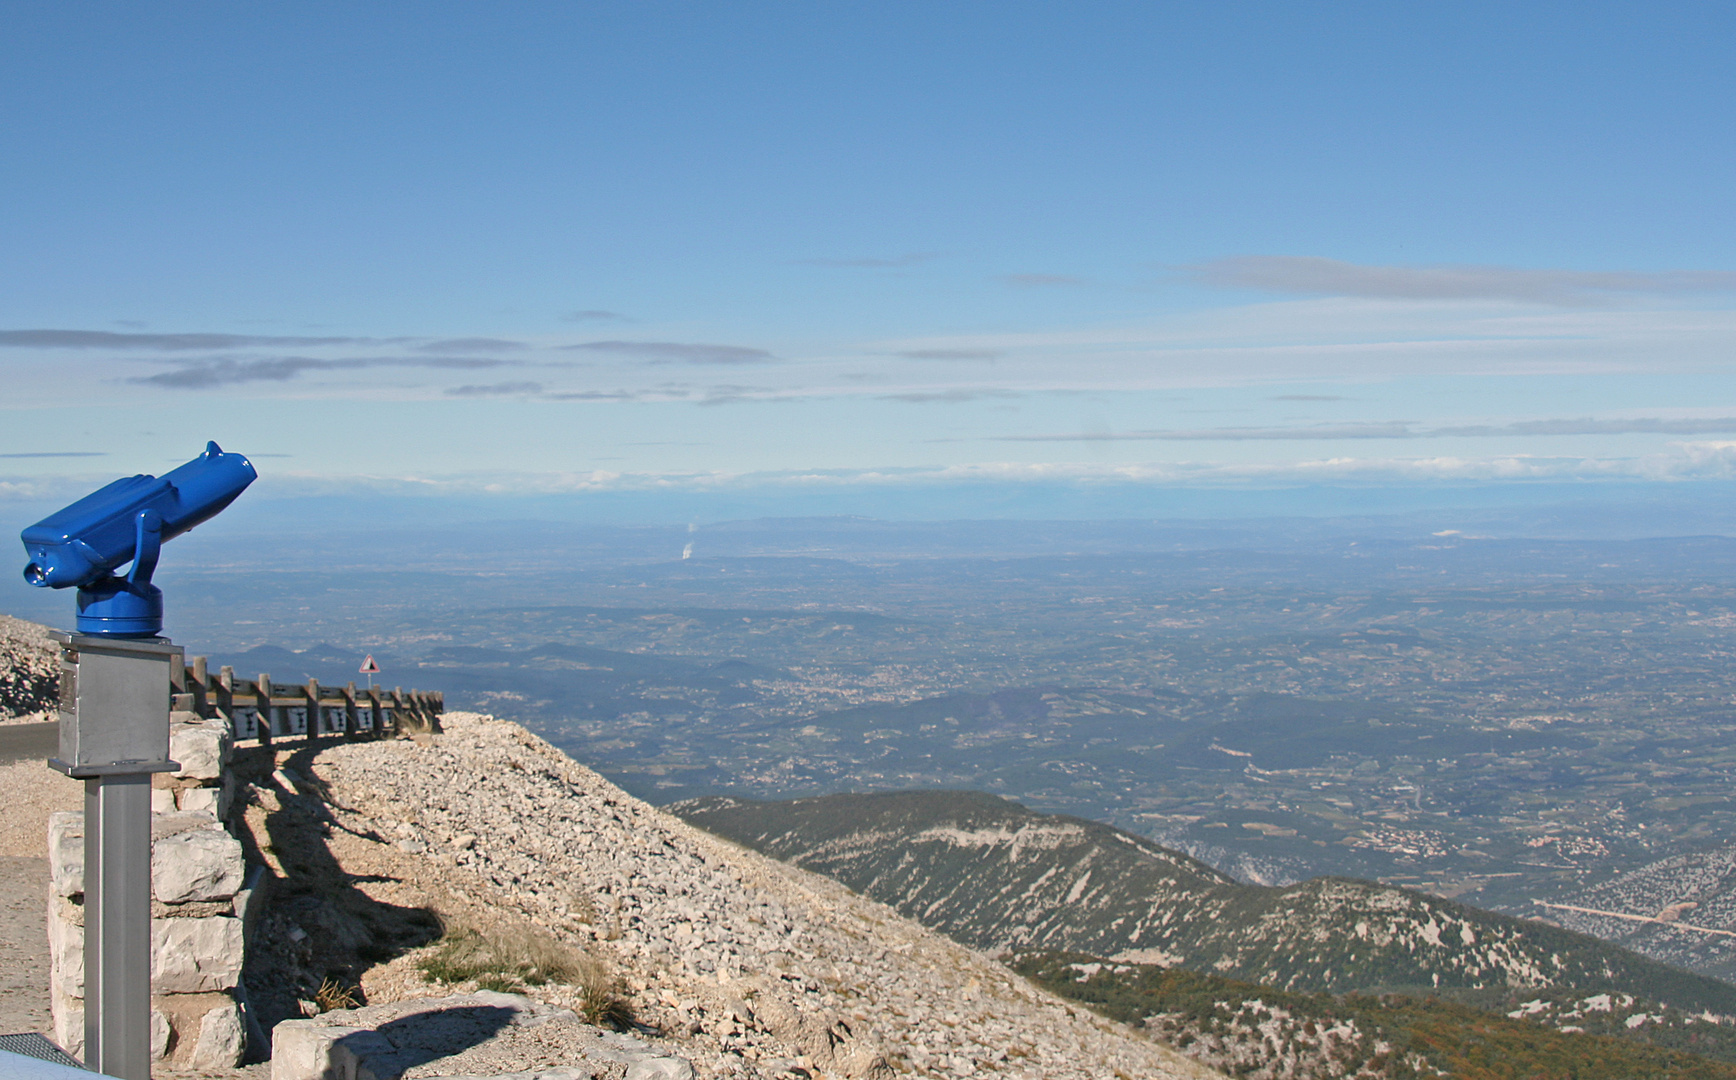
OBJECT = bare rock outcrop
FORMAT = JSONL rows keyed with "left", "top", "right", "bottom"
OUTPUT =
{"left": 273, "top": 990, "right": 694, "bottom": 1080}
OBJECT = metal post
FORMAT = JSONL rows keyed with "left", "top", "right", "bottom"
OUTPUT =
{"left": 83, "top": 775, "right": 153, "bottom": 1080}
{"left": 48, "top": 632, "right": 182, "bottom": 1080}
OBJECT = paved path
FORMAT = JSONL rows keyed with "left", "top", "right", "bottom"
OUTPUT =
{"left": 0, "top": 856, "right": 50, "bottom": 1037}
{"left": 0, "top": 736, "right": 75, "bottom": 1041}
{"left": 0, "top": 724, "right": 55, "bottom": 767}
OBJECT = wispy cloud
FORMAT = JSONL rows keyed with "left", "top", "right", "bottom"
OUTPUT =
{"left": 1003, "top": 422, "right": 1413, "bottom": 442}
{"left": 416, "top": 338, "right": 528, "bottom": 354}
{"left": 560, "top": 310, "right": 628, "bottom": 322}
{"left": 799, "top": 252, "right": 939, "bottom": 269}
{"left": 1433, "top": 417, "right": 1736, "bottom": 437}
{"left": 558, "top": 340, "right": 775, "bottom": 365}
{"left": 131, "top": 356, "right": 515, "bottom": 388}
{"left": 1188, "top": 256, "right": 1736, "bottom": 307}
{"left": 697, "top": 384, "right": 779, "bottom": 406}
{"left": 545, "top": 389, "right": 647, "bottom": 402}
{"left": 1000, "top": 417, "right": 1736, "bottom": 442}
{"left": 135, "top": 358, "right": 363, "bottom": 387}
{"left": 444, "top": 381, "right": 545, "bottom": 397}
{"left": 0, "top": 451, "right": 107, "bottom": 458}
{"left": 997, "top": 273, "right": 1085, "bottom": 288}
{"left": 881, "top": 389, "right": 1021, "bottom": 404}
{"left": 1271, "top": 394, "right": 1348, "bottom": 401}
{"left": 897, "top": 348, "right": 1004, "bottom": 361}
{"left": 540, "top": 383, "right": 765, "bottom": 404}
{"left": 0, "top": 329, "right": 370, "bottom": 350}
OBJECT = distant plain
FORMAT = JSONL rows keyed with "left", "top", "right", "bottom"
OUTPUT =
{"left": 12, "top": 500, "right": 1736, "bottom": 980}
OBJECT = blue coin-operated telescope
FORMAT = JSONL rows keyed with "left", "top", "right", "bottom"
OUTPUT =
{"left": 21, "top": 441, "right": 256, "bottom": 637}
{"left": 18, "top": 442, "right": 254, "bottom": 1080}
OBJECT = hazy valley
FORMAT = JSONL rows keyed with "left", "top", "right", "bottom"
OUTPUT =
{"left": 12, "top": 513, "right": 1736, "bottom": 1076}
{"left": 100, "top": 516, "right": 1736, "bottom": 988}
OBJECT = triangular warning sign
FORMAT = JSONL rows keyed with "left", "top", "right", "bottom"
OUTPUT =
{"left": 359, "top": 654, "right": 381, "bottom": 674}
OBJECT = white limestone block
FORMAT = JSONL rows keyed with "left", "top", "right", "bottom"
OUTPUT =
{"left": 53, "top": 808, "right": 243, "bottom": 902}
{"left": 152, "top": 915, "right": 244, "bottom": 993}
{"left": 48, "top": 897, "right": 83, "bottom": 999}
{"left": 193, "top": 1000, "right": 247, "bottom": 1069}
{"left": 169, "top": 716, "right": 231, "bottom": 780}
{"left": 340, "top": 1033, "right": 409, "bottom": 1080}
{"left": 271, "top": 1021, "right": 393, "bottom": 1080}
{"left": 178, "top": 772, "right": 235, "bottom": 818}
{"left": 152, "top": 809, "right": 219, "bottom": 837}
{"left": 51, "top": 989, "right": 83, "bottom": 1060}
{"left": 152, "top": 787, "right": 177, "bottom": 814}
{"left": 153, "top": 821, "right": 244, "bottom": 903}
{"left": 626, "top": 1060, "right": 696, "bottom": 1080}
{"left": 231, "top": 863, "right": 270, "bottom": 943}
{"left": 151, "top": 1009, "right": 172, "bottom": 1061}
{"left": 268, "top": 1020, "right": 332, "bottom": 1080}
{"left": 179, "top": 785, "right": 216, "bottom": 816}
{"left": 48, "top": 812, "right": 82, "bottom": 897}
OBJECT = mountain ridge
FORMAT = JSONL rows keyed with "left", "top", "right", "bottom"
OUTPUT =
{"left": 673, "top": 789, "right": 1736, "bottom": 1015}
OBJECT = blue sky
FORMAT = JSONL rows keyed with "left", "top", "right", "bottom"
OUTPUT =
{"left": 4, "top": 3, "right": 1735, "bottom": 521}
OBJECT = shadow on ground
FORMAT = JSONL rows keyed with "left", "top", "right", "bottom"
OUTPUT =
{"left": 229, "top": 740, "right": 445, "bottom": 1045}
{"left": 370, "top": 1004, "right": 519, "bottom": 1071}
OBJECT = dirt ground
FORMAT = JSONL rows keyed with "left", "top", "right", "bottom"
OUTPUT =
{"left": 0, "top": 758, "right": 79, "bottom": 1037}
{"left": 227, "top": 740, "right": 594, "bottom": 1029}
{"left": 0, "top": 757, "right": 79, "bottom": 860}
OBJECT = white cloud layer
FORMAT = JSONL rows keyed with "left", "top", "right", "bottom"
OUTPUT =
{"left": 9, "top": 441, "right": 1729, "bottom": 502}
{"left": 1188, "top": 256, "right": 1736, "bottom": 307}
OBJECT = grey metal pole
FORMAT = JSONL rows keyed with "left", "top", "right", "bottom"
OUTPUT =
{"left": 82, "top": 774, "right": 153, "bottom": 1080}
{"left": 48, "top": 632, "right": 183, "bottom": 1080}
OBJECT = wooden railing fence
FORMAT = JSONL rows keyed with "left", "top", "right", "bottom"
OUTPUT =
{"left": 171, "top": 655, "right": 443, "bottom": 743}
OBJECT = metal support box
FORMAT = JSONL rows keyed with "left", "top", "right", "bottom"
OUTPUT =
{"left": 48, "top": 632, "right": 183, "bottom": 777}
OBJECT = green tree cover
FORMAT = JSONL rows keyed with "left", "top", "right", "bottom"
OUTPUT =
{"left": 1014, "top": 951, "right": 1736, "bottom": 1080}
{"left": 677, "top": 790, "right": 1736, "bottom": 1014}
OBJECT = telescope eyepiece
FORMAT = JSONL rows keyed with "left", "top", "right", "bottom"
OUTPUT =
{"left": 23, "top": 562, "right": 46, "bottom": 587}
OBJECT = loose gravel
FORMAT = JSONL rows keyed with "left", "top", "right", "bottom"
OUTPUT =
{"left": 297, "top": 713, "right": 1222, "bottom": 1080}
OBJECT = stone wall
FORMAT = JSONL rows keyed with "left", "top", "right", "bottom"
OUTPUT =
{"left": 46, "top": 711, "right": 264, "bottom": 1069}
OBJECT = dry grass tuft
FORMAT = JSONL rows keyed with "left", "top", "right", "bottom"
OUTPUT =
{"left": 314, "top": 977, "right": 360, "bottom": 1012}
{"left": 578, "top": 981, "right": 636, "bottom": 1030}
{"left": 418, "top": 923, "right": 634, "bottom": 1027}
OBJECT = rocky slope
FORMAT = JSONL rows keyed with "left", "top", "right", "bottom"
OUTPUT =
{"left": 672, "top": 790, "right": 1736, "bottom": 1014}
{"left": 0, "top": 614, "right": 56, "bottom": 723}
{"left": 246, "top": 713, "right": 1224, "bottom": 1080}
{"left": 1547, "top": 843, "right": 1736, "bottom": 983}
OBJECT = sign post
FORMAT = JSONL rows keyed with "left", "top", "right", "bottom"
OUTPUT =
{"left": 360, "top": 653, "right": 380, "bottom": 692}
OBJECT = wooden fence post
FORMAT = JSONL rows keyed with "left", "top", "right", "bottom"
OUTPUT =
{"left": 192, "top": 657, "right": 209, "bottom": 716}
{"left": 253, "top": 673, "right": 272, "bottom": 744}
{"left": 218, "top": 665, "right": 234, "bottom": 721}
{"left": 305, "top": 678, "right": 320, "bottom": 739}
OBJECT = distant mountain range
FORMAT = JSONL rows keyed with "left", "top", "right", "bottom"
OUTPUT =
{"left": 672, "top": 789, "right": 1736, "bottom": 1016}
